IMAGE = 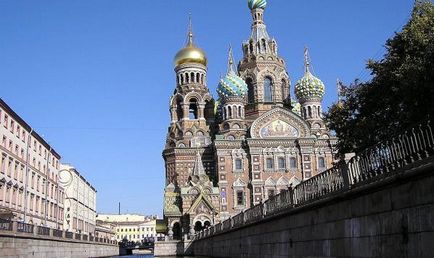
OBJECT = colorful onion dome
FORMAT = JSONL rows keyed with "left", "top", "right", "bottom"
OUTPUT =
{"left": 217, "top": 72, "right": 248, "bottom": 98}
{"left": 295, "top": 48, "right": 325, "bottom": 100}
{"left": 248, "top": 0, "right": 267, "bottom": 10}
{"left": 217, "top": 47, "right": 248, "bottom": 98}
{"left": 174, "top": 17, "right": 207, "bottom": 67}
{"left": 295, "top": 71, "right": 325, "bottom": 99}
{"left": 291, "top": 99, "right": 301, "bottom": 116}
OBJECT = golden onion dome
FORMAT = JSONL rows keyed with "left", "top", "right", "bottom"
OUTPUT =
{"left": 174, "top": 27, "right": 207, "bottom": 67}
{"left": 174, "top": 45, "right": 207, "bottom": 67}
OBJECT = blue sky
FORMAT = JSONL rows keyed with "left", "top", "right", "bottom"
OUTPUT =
{"left": 0, "top": 0, "right": 414, "bottom": 216}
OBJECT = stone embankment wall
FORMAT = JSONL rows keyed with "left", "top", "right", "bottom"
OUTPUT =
{"left": 0, "top": 235, "right": 118, "bottom": 258}
{"left": 193, "top": 161, "right": 434, "bottom": 258}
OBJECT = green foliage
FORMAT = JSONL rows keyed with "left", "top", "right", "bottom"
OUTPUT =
{"left": 325, "top": 1, "right": 434, "bottom": 155}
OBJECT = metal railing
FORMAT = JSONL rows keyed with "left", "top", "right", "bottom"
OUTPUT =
{"left": 0, "top": 218, "right": 13, "bottom": 231}
{"left": 0, "top": 220, "right": 116, "bottom": 245}
{"left": 37, "top": 226, "right": 50, "bottom": 236}
{"left": 17, "top": 222, "right": 34, "bottom": 234}
{"left": 195, "top": 121, "right": 434, "bottom": 240}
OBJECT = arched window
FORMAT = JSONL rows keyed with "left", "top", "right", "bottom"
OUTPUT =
{"left": 318, "top": 106, "right": 321, "bottom": 118}
{"left": 196, "top": 73, "right": 200, "bottom": 83}
{"left": 235, "top": 159, "right": 242, "bottom": 170}
{"left": 185, "top": 73, "right": 189, "bottom": 83}
{"left": 290, "top": 157, "right": 297, "bottom": 169}
{"left": 228, "top": 106, "right": 232, "bottom": 118}
{"left": 189, "top": 99, "right": 198, "bottom": 120}
{"left": 249, "top": 41, "right": 254, "bottom": 54}
{"left": 281, "top": 79, "right": 287, "bottom": 102}
{"left": 247, "top": 78, "right": 254, "bottom": 104}
{"left": 278, "top": 157, "right": 286, "bottom": 170}
{"left": 238, "top": 106, "right": 242, "bottom": 118}
{"left": 180, "top": 74, "right": 184, "bottom": 84}
{"left": 191, "top": 72, "right": 195, "bottom": 83}
{"left": 266, "top": 158, "right": 273, "bottom": 170}
{"left": 264, "top": 77, "right": 273, "bottom": 102}
{"left": 261, "top": 39, "right": 267, "bottom": 52}
{"left": 318, "top": 157, "right": 326, "bottom": 169}
{"left": 176, "top": 98, "right": 183, "bottom": 121}
{"left": 308, "top": 106, "right": 312, "bottom": 118}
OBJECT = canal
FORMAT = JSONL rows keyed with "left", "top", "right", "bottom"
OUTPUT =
{"left": 111, "top": 255, "right": 209, "bottom": 258}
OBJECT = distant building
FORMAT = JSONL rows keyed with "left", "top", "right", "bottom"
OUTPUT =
{"left": 59, "top": 164, "right": 97, "bottom": 235}
{"left": 95, "top": 219, "right": 116, "bottom": 241}
{"left": 97, "top": 214, "right": 160, "bottom": 242}
{"left": 0, "top": 98, "right": 65, "bottom": 229}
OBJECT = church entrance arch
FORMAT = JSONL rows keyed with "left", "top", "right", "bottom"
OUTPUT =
{"left": 193, "top": 214, "right": 212, "bottom": 233}
{"left": 172, "top": 222, "right": 181, "bottom": 240}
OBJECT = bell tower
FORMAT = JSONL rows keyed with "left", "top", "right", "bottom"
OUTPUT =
{"left": 163, "top": 17, "right": 217, "bottom": 240}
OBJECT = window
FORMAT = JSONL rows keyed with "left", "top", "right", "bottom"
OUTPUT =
{"left": 246, "top": 78, "right": 254, "bottom": 104}
{"left": 281, "top": 79, "right": 287, "bottom": 102}
{"left": 264, "top": 77, "right": 273, "bottom": 102}
{"left": 318, "top": 157, "right": 326, "bottom": 169}
{"left": 268, "top": 189, "right": 275, "bottom": 197}
{"left": 290, "top": 157, "right": 297, "bottom": 169}
{"left": 278, "top": 157, "right": 286, "bottom": 170}
{"left": 235, "top": 159, "right": 242, "bottom": 170}
{"left": 266, "top": 158, "right": 273, "bottom": 170}
{"left": 189, "top": 99, "right": 198, "bottom": 120}
{"left": 236, "top": 191, "right": 244, "bottom": 206}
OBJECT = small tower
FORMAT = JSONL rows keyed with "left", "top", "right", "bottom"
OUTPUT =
{"left": 239, "top": 0, "right": 291, "bottom": 118}
{"left": 295, "top": 47, "right": 326, "bottom": 133}
{"left": 217, "top": 46, "right": 248, "bottom": 140}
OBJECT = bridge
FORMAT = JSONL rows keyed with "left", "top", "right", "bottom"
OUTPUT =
{"left": 190, "top": 121, "right": 434, "bottom": 258}
{"left": 118, "top": 240, "right": 155, "bottom": 255}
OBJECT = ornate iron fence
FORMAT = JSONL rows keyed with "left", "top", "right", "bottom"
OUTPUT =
{"left": 37, "top": 226, "right": 50, "bottom": 236}
{"left": 0, "top": 219, "right": 13, "bottom": 231}
{"left": 17, "top": 222, "right": 34, "bottom": 234}
{"left": 195, "top": 121, "right": 433, "bottom": 240}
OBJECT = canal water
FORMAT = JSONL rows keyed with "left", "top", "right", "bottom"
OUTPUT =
{"left": 112, "top": 255, "right": 208, "bottom": 258}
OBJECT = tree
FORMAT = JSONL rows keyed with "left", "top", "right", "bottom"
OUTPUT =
{"left": 325, "top": 1, "right": 434, "bottom": 155}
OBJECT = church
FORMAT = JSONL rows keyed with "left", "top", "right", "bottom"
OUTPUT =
{"left": 163, "top": 0, "right": 337, "bottom": 240}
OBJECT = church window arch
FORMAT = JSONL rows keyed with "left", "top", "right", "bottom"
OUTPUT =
{"left": 308, "top": 106, "right": 312, "bottom": 118}
{"left": 278, "top": 157, "right": 286, "bottom": 170}
{"left": 246, "top": 78, "right": 254, "bottom": 104}
{"left": 189, "top": 98, "right": 198, "bottom": 120}
{"left": 264, "top": 77, "right": 273, "bottom": 102}
{"left": 191, "top": 72, "right": 195, "bottom": 83}
{"left": 185, "top": 73, "right": 190, "bottom": 83}
{"left": 223, "top": 123, "right": 230, "bottom": 131}
{"left": 238, "top": 106, "right": 242, "bottom": 118}
{"left": 180, "top": 74, "right": 184, "bottom": 84}
{"left": 318, "top": 106, "right": 321, "bottom": 118}
{"left": 249, "top": 41, "right": 254, "bottom": 54}
{"left": 262, "top": 39, "right": 267, "bottom": 52}
{"left": 290, "top": 157, "right": 297, "bottom": 169}
{"left": 196, "top": 73, "right": 200, "bottom": 84}
{"left": 281, "top": 79, "right": 287, "bottom": 102}
{"left": 175, "top": 97, "right": 183, "bottom": 121}
{"left": 235, "top": 158, "right": 243, "bottom": 170}
{"left": 228, "top": 106, "right": 232, "bottom": 119}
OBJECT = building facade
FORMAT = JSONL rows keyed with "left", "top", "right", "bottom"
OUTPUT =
{"left": 0, "top": 98, "right": 65, "bottom": 229}
{"left": 59, "top": 164, "right": 97, "bottom": 235}
{"left": 97, "top": 214, "right": 158, "bottom": 242}
{"left": 163, "top": 0, "right": 338, "bottom": 239}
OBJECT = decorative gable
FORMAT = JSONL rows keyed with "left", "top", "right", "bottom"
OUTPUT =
{"left": 250, "top": 107, "right": 311, "bottom": 139}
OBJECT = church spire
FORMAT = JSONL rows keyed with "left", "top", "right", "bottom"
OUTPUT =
{"left": 304, "top": 47, "right": 311, "bottom": 74}
{"left": 227, "top": 45, "right": 236, "bottom": 75}
{"left": 187, "top": 14, "right": 194, "bottom": 47}
{"left": 192, "top": 151, "right": 205, "bottom": 176}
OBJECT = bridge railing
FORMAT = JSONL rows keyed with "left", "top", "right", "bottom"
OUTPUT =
{"left": 0, "top": 219, "right": 116, "bottom": 246}
{"left": 0, "top": 218, "right": 13, "bottom": 231}
{"left": 195, "top": 120, "right": 433, "bottom": 240}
